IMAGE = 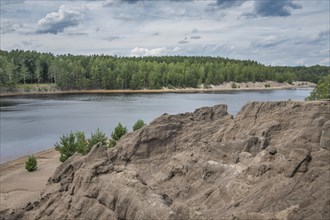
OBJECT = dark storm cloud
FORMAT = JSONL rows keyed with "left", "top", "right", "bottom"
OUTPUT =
{"left": 36, "top": 5, "right": 84, "bottom": 34}
{"left": 254, "top": 0, "right": 302, "bottom": 17}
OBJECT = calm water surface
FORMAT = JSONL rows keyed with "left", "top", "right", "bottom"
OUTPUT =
{"left": 0, "top": 89, "right": 312, "bottom": 163}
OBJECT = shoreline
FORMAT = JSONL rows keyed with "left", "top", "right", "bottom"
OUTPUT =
{"left": 0, "top": 148, "right": 57, "bottom": 170}
{"left": 0, "top": 81, "right": 315, "bottom": 166}
{"left": 0, "top": 148, "right": 60, "bottom": 211}
{"left": 0, "top": 81, "right": 315, "bottom": 97}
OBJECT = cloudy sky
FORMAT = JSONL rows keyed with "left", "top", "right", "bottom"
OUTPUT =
{"left": 1, "top": 0, "right": 329, "bottom": 66}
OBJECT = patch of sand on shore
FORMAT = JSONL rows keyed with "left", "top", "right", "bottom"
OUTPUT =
{"left": 0, "top": 81, "right": 315, "bottom": 97}
{"left": 0, "top": 149, "right": 60, "bottom": 211}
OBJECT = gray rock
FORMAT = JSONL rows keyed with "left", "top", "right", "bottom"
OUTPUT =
{"left": 3, "top": 101, "right": 329, "bottom": 220}
{"left": 286, "top": 148, "right": 311, "bottom": 178}
{"left": 320, "top": 121, "right": 330, "bottom": 150}
{"left": 267, "top": 146, "right": 277, "bottom": 155}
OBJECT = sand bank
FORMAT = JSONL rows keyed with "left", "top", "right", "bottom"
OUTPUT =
{"left": 0, "top": 81, "right": 314, "bottom": 97}
{"left": 0, "top": 148, "right": 60, "bottom": 212}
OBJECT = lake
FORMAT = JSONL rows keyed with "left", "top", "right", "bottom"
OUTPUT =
{"left": 0, "top": 89, "right": 312, "bottom": 163}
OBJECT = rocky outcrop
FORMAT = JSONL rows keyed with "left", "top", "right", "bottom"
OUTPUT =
{"left": 2, "top": 101, "right": 330, "bottom": 220}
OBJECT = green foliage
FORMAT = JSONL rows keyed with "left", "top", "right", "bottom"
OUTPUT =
{"left": 1, "top": 50, "right": 329, "bottom": 91}
{"left": 108, "top": 123, "right": 128, "bottom": 148}
{"left": 167, "top": 84, "right": 175, "bottom": 89}
{"left": 108, "top": 139, "right": 117, "bottom": 148}
{"left": 111, "top": 123, "right": 128, "bottom": 141}
{"left": 264, "top": 83, "right": 271, "bottom": 88}
{"left": 54, "top": 128, "right": 111, "bottom": 162}
{"left": 75, "top": 131, "right": 88, "bottom": 154}
{"left": 307, "top": 74, "right": 330, "bottom": 100}
{"left": 25, "top": 155, "right": 37, "bottom": 172}
{"left": 88, "top": 128, "right": 108, "bottom": 151}
{"left": 55, "top": 131, "right": 87, "bottom": 162}
{"left": 133, "top": 119, "right": 145, "bottom": 131}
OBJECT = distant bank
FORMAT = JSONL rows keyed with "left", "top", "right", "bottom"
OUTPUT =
{"left": 0, "top": 81, "right": 315, "bottom": 97}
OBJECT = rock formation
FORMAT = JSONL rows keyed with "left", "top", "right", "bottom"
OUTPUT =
{"left": 2, "top": 101, "right": 330, "bottom": 220}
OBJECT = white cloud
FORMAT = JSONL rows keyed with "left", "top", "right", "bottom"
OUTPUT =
{"left": 190, "top": 36, "right": 201, "bottom": 40}
{"left": 295, "top": 59, "right": 306, "bottom": 65}
{"left": 37, "top": 5, "right": 85, "bottom": 34}
{"left": 102, "top": 0, "right": 115, "bottom": 7}
{"left": 191, "top": 28, "right": 199, "bottom": 34}
{"left": 319, "top": 58, "right": 330, "bottom": 66}
{"left": 0, "top": 0, "right": 329, "bottom": 66}
{"left": 320, "top": 49, "right": 330, "bottom": 55}
{"left": 130, "top": 47, "right": 167, "bottom": 57}
{"left": 251, "top": 35, "right": 288, "bottom": 48}
{"left": 0, "top": 20, "right": 23, "bottom": 34}
{"left": 178, "top": 37, "right": 189, "bottom": 44}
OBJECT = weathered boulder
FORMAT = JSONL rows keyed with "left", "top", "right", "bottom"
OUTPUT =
{"left": 320, "top": 121, "right": 330, "bottom": 150}
{"left": 2, "top": 101, "right": 329, "bottom": 220}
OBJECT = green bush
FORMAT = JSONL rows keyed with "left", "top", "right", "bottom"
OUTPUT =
{"left": 307, "top": 75, "right": 330, "bottom": 100}
{"left": 133, "top": 119, "right": 145, "bottom": 131}
{"left": 111, "top": 123, "right": 127, "bottom": 141}
{"left": 231, "top": 83, "right": 237, "bottom": 89}
{"left": 108, "top": 139, "right": 117, "bottom": 148}
{"left": 108, "top": 123, "right": 128, "bottom": 148}
{"left": 55, "top": 129, "right": 111, "bottom": 162}
{"left": 25, "top": 155, "right": 37, "bottom": 172}
{"left": 55, "top": 131, "right": 88, "bottom": 162}
{"left": 88, "top": 128, "right": 108, "bottom": 151}
{"left": 75, "top": 131, "right": 88, "bottom": 154}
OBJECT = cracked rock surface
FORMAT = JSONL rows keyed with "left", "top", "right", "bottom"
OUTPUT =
{"left": 2, "top": 101, "right": 329, "bottom": 220}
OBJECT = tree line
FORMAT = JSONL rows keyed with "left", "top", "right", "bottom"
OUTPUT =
{"left": 1, "top": 49, "right": 329, "bottom": 91}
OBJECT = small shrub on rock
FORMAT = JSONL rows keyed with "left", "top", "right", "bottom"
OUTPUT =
{"left": 133, "top": 119, "right": 145, "bottom": 131}
{"left": 111, "top": 123, "right": 127, "bottom": 141}
{"left": 55, "top": 129, "right": 112, "bottom": 162}
{"left": 55, "top": 131, "right": 88, "bottom": 162}
{"left": 25, "top": 155, "right": 37, "bottom": 172}
{"left": 88, "top": 128, "right": 107, "bottom": 151}
{"left": 108, "top": 123, "right": 127, "bottom": 148}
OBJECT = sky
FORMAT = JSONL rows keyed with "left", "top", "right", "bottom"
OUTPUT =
{"left": 0, "top": 0, "right": 329, "bottom": 66}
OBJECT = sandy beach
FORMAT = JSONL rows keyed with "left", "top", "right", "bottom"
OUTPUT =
{"left": 0, "top": 81, "right": 315, "bottom": 97}
{"left": 0, "top": 149, "right": 60, "bottom": 212}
